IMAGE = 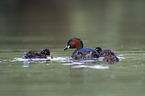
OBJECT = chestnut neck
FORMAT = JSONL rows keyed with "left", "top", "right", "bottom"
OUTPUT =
{"left": 72, "top": 39, "right": 83, "bottom": 50}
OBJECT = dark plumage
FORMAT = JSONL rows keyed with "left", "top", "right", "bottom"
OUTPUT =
{"left": 23, "top": 49, "right": 53, "bottom": 59}
{"left": 103, "top": 55, "right": 119, "bottom": 64}
{"left": 95, "top": 47, "right": 119, "bottom": 63}
{"left": 63, "top": 38, "right": 99, "bottom": 59}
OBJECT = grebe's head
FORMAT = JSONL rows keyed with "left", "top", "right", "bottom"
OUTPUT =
{"left": 95, "top": 47, "right": 103, "bottom": 54}
{"left": 63, "top": 38, "right": 83, "bottom": 51}
{"left": 40, "top": 49, "right": 53, "bottom": 58}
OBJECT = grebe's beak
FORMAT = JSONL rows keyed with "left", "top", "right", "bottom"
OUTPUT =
{"left": 50, "top": 52, "right": 54, "bottom": 59}
{"left": 63, "top": 45, "right": 70, "bottom": 51}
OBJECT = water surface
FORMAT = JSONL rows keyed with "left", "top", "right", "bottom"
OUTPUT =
{"left": 0, "top": 40, "right": 145, "bottom": 96}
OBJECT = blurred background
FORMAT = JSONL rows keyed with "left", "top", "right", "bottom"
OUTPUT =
{"left": 0, "top": 0, "right": 145, "bottom": 50}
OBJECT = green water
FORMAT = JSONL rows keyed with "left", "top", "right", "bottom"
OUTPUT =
{"left": 0, "top": 35, "right": 145, "bottom": 96}
{"left": 1, "top": 0, "right": 145, "bottom": 96}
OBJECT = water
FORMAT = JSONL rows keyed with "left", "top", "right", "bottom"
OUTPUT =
{"left": 1, "top": 0, "right": 145, "bottom": 96}
{"left": 0, "top": 38, "right": 145, "bottom": 96}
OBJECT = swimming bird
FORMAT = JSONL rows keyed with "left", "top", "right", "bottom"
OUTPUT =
{"left": 103, "top": 55, "right": 119, "bottom": 64}
{"left": 95, "top": 47, "right": 119, "bottom": 63}
{"left": 63, "top": 38, "right": 99, "bottom": 59}
{"left": 23, "top": 49, "right": 53, "bottom": 59}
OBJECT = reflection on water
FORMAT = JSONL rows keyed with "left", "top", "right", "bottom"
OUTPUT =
{"left": 3, "top": 53, "right": 141, "bottom": 70}
{"left": 23, "top": 60, "right": 29, "bottom": 67}
{"left": 0, "top": 51, "right": 145, "bottom": 96}
{"left": 12, "top": 57, "right": 110, "bottom": 69}
{"left": 72, "top": 65, "right": 109, "bottom": 69}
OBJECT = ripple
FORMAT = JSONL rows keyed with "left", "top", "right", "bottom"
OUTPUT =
{"left": 72, "top": 65, "right": 110, "bottom": 69}
{"left": 11, "top": 56, "right": 121, "bottom": 69}
{"left": 63, "top": 62, "right": 84, "bottom": 65}
{"left": 13, "top": 57, "right": 51, "bottom": 61}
